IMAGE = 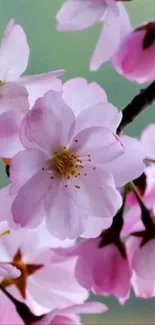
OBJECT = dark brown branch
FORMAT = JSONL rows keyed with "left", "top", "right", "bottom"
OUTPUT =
{"left": 117, "top": 81, "right": 155, "bottom": 134}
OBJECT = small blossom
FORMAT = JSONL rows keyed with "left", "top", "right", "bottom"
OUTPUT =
{"left": 113, "top": 21, "right": 155, "bottom": 83}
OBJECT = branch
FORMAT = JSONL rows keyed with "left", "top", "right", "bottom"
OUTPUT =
{"left": 117, "top": 81, "right": 155, "bottom": 134}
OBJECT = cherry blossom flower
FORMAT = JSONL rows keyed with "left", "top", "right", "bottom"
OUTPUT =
{"left": 9, "top": 90, "right": 125, "bottom": 239}
{"left": 0, "top": 19, "right": 63, "bottom": 107}
{"left": 112, "top": 21, "right": 155, "bottom": 83}
{"left": 52, "top": 234, "right": 131, "bottom": 303}
{"left": 0, "top": 228, "right": 88, "bottom": 315}
{"left": 0, "top": 19, "right": 63, "bottom": 158}
{"left": 56, "top": 1, "right": 132, "bottom": 71}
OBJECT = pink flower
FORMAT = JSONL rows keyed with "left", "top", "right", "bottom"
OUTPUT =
{"left": 56, "top": 1, "right": 132, "bottom": 71}
{"left": 0, "top": 228, "right": 88, "bottom": 315}
{"left": 62, "top": 78, "right": 145, "bottom": 189}
{"left": 113, "top": 21, "right": 155, "bottom": 83}
{"left": 0, "top": 19, "right": 63, "bottom": 106}
{"left": 36, "top": 302, "right": 108, "bottom": 325}
{"left": 9, "top": 90, "right": 125, "bottom": 239}
{"left": 0, "top": 19, "right": 63, "bottom": 158}
{"left": 53, "top": 235, "right": 131, "bottom": 303}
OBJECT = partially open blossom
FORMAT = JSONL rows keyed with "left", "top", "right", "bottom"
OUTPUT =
{"left": 53, "top": 234, "right": 131, "bottom": 303}
{"left": 56, "top": 1, "right": 132, "bottom": 71}
{"left": 0, "top": 228, "right": 87, "bottom": 315}
{"left": 9, "top": 90, "right": 126, "bottom": 239}
{"left": 113, "top": 21, "right": 155, "bottom": 83}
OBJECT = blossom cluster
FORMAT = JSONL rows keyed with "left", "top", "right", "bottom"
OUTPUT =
{"left": 0, "top": 0, "right": 155, "bottom": 323}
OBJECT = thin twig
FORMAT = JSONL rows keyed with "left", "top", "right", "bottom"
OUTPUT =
{"left": 117, "top": 81, "right": 155, "bottom": 134}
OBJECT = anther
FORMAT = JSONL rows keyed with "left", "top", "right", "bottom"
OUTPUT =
{"left": 42, "top": 167, "right": 45, "bottom": 171}
{"left": 75, "top": 139, "right": 78, "bottom": 143}
{"left": 93, "top": 167, "right": 96, "bottom": 170}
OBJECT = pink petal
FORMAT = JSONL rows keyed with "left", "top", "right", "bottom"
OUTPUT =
{"left": 56, "top": 0, "right": 106, "bottom": 31}
{"left": 75, "top": 102, "right": 122, "bottom": 134}
{"left": 71, "top": 126, "right": 124, "bottom": 164}
{"left": 20, "top": 90, "right": 75, "bottom": 155}
{"left": 141, "top": 124, "right": 155, "bottom": 159}
{"left": 81, "top": 216, "right": 112, "bottom": 239}
{"left": 117, "top": 3, "right": 132, "bottom": 40}
{"left": 122, "top": 205, "right": 143, "bottom": 237}
{"left": 0, "top": 186, "right": 19, "bottom": 230}
{"left": 132, "top": 271, "right": 155, "bottom": 299}
{"left": 62, "top": 78, "right": 107, "bottom": 116}
{"left": 104, "top": 136, "right": 145, "bottom": 187}
{"left": 70, "top": 167, "right": 122, "bottom": 222}
{"left": 0, "top": 112, "right": 24, "bottom": 158}
{"left": 12, "top": 171, "right": 50, "bottom": 228}
{"left": 0, "top": 19, "right": 29, "bottom": 81}
{"left": 90, "top": 10, "right": 120, "bottom": 71}
{"left": 93, "top": 244, "right": 131, "bottom": 300}
{"left": 45, "top": 184, "right": 86, "bottom": 240}
{"left": 30, "top": 253, "right": 88, "bottom": 310}
{"left": 18, "top": 70, "right": 64, "bottom": 107}
{"left": 10, "top": 149, "right": 48, "bottom": 193}
{"left": 90, "top": 3, "right": 131, "bottom": 71}
{"left": 0, "top": 82, "right": 29, "bottom": 115}
{"left": 62, "top": 301, "right": 108, "bottom": 314}
{"left": 133, "top": 239, "right": 155, "bottom": 280}
{"left": 0, "top": 262, "right": 21, "bottom": 278}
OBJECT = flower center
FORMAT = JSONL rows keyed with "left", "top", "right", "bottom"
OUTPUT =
{"left": 50, "top": 148, "right": 78, "bottom": 178}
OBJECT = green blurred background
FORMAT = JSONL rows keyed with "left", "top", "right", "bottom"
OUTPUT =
{"left": 0, "top": 0, "right": 155, "bottom": 323}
